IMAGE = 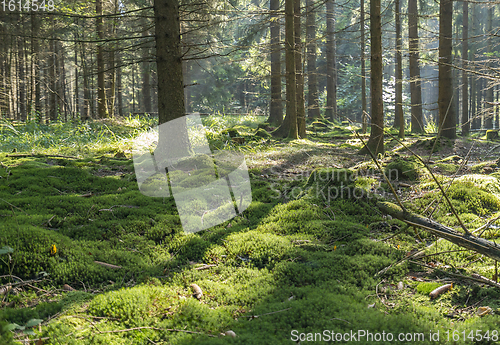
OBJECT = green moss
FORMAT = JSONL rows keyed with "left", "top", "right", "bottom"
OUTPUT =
{"left": 221, "top": 128, "right": 239, "bottom": 138}
{"left": 416, "top": 282, "right": 443, "bottom": 295}
{"left": 385, "top": 158, "right": 420, "bottom": 181}
{"left": 255, "top": 128, "right": 272, "bottom": 138}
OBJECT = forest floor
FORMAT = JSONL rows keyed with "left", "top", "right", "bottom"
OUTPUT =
{"left": 1, "top": 115, "right": 500, "bottom": 344}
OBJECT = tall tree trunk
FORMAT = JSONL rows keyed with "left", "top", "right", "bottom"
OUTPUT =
{"left": 306, "top": 0, "right": 320, "bottom": 119}
{"left": 49, "top": 39, "right": 57, "bottom": 122}
{"left": 273, "top": 0, "right": 298, "bottom": 138}
{"left": 461, "top": 0, "right": 469, "bottom": 136}
{"left": 96, "top": 0, "right": 108, "bottom": 118}
{"left": 359, "top": 0, "right": 384, "bottom": 155}
{"left": 295, "top": 0, "right": 306, "bottom": 138}
{"left": 18, "top": 31, "right": 26, "bottom": 121}
{"left": 116, "top": 52, "right": 123, "bottom": 117}
{"left": 154, "top": 0, "right": 190, "bottom": 159}
{"left": 74, "top": 27, "right": 79, "bottom": 120}
{"left": 484, "top": 5, "right": 493, "bottom": 129}
{"left": 268, "top": 0, "right": 283, "bottom": 125}
{"left": 438, "top": 0, "right": 456, "bottom": 138}
{"left": 142, "top": 21, "right": 152, "bottom": 114}
{"left": 393, "top": 0, "right": 404, "bottom": 138}
{"left": 81, "top": 42, "right": 91, "bottom": 120}
{"left": 360, "top": 0, "right": 367, "bottom": 132}
{"left": 286, "top": 0, "right": 298, "bottom": 138}
{"left": 409, "top": 0, "right": 424, "bottom": 133}
{"left": 31, "top": 14, "right": 41, "bottom": 122}
{"left": 325, "top": 0, "right": 337, "bottom": 122}
{"left": 470, "top": 3, "right": 479, "bottom": 130}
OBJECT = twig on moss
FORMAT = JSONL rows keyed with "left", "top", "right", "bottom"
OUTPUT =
{"left": 426, "top": 142, "right": 475, "bottom": 219}
{"left": 94, "top": 261, "right": 122, "bottom": 269}
{"left": 6, "top": 153, "right": 78, "bottom": 159}
{"left": 475, "top": 213, "right": 500, "bottom": 237}
{"left": 380, "top": 131, "right": 470, "bottom": 236}
{"left": 94, "top": 326, "right": 216, "bottom": 337}
{"left": 248, "top": 307, "right": 292, "bottom": 320}
{"left": 409, "top": 260, "right": 500, "bottom": 289}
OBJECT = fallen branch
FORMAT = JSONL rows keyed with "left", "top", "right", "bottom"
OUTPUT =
{"left": 95, "top": 326, "right": 216, "bottom": 337}
{"left": 94, "top": 261, "right": 122, "bottom": 269}
{"left": 409, "top": 260, "right": 500, "bottom": 289}
{"left": 6, "top": 153, "right": 78, "bottom": 159}
{"left": 378, "top": 202, "right": 500, "bottom": 262}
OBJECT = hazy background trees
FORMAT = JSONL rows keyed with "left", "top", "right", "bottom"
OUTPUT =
{"left": 0, "top": 0, "right": 498, "bottom": 142}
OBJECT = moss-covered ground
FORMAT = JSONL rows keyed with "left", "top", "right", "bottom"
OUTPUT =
{"left": 1, "top": 115, "right": 500, "bottom": 344}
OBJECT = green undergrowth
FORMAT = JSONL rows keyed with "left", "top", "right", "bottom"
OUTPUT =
{"left": 2, "top": 119, "right": 500, "bottom": 344}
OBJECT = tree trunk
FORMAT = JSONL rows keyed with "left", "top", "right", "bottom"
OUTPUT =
{"left": 359, "top": 0, "right": 384, "bottom": 155}
{"left": 154, "top": 0, "right": 191, "bottom": 159}
{"left": 18, "top": 31, "right": 26, "bottom": 121}
{"left": 470, "top": 3, "right": 479, "bottom": 130}
{"left": 306, "top": 0, "right": 319, "bottom": 119}
{"left": 360, "top": 0, "right": 367, "bottom": 132}
{"left": 286, "top": 0, "right": 298, "bottom": 138}
{"left": 273, "top": 0, "right": 298, "bottom": 138}
{"left": 484, "top": 5, "right": 493, "bottom": 129}
{"left": 461, "top": 0, "right": 469, "bottom": 136}
{"left": 393, "top": 0, "right": 404, "bottom": 138}
{"left": 116, "top": 52, "right": 123, "bottom": 117}
{"left": 438, "top": 0, "right": 456, "bottom": 139}
{"left": 295, "top": 0, "right": 306, "bottom": 138}
{"left": 142, "top": 21, "right": 152, "bottom": 114}
{"left": 96, "top": 0, "right": 108, "bottom": 118}
{"left": 31, "top": 14, "right": 41, "bottom": 121}
{"left": 268, "top": 0, "right": 283, "bottom": 125}
{"left": 409, "top": 0, "right": 424, "bottom": 133}
{"left": 49, "top": 39, "right": 57, "bottom": 122}
{"left": 81, "top": 42, "right": 91, "bottom": 120}
{"left": 325, "top": 0, "right": 337, "bottom": 122}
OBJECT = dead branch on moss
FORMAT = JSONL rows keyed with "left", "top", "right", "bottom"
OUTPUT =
{"left": 6, "top": 153, "right": 78, "bottom": 159}
{"left": 94, "top": 261, "right": 122, "bottom": 269}
{"left": 93, "top": 326, "right": 216, "bottom": 337}
{"left": 378, "top": 202, "right": 500, "bottom": 262}
{"left": 409, "top": 260, "right": 500, "bottom": 289}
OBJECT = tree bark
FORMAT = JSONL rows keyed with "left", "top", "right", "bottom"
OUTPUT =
{"left": 306, "top": 0, "right": 319, "bottom": 119}
{"left": 393, "top": 0, "right": 404, "bottom": 138}
{"left": 268, "top": 0, "right": 283, "bottom": 126}
{"left": 154, "top": 0, "right": 190, "bottom": 159}
{"left": 274, "top": 0, "right": 298, "bottom": 138}
{"left": 286, "top": 0, "right": 298, "bottom": 139}
{"left": 360, "top": 0, "right": 367, "bottom": 133}
{"left": 408, "top": 0, "right": 424, "bottom": 133}
{"left": 438, "top": 0, "right": 456, "bottom": 139}
{"left": 18, "top": 28, "right": 26, "bottom": 122}
{"left": 461, "top": 0, "right": 469, "bottom": 136}
{"left": 484, "top": 5, "right": 493, "bottom": 129}
{"left": 295, "top": 0, "right": 306, "bottom": 138}
{"left": 142, "top": 20, "right": 152, "bottom": 114}
{"left": 378, "top": 202, "right": 500, "bottom": 263}
{"left": 96, "top": 0, "right": 108, "bottom": 118}
{"left": 325, "top": 0, "right": 337, "bottom": 122}
{"left": 359, "top": 0, "right": 384, "bottom": 155}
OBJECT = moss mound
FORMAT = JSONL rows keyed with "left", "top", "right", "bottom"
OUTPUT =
{"left": 255, "top": 128, "right": 272, "bottom": 138}
{"left": 385, "top": 158, "right": 420, "bottom": 181}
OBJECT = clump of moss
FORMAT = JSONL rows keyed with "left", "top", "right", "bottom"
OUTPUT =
{"left": 88, "top": 285, "right": 165, "bottom": 325}
{"left": 221, "top": 128, "right": 240, "bottom": 138}
{"left": 486, "top": 130, "right": 499, "bottom": 140}
{"left": 415, "top": 282, "right": 443, "bottom": 295}
{"left": 385, "top": 158, "right": 420, "bottom": 181}
{"left": 255, "top": 128, "right": 272, "bottom": 138}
